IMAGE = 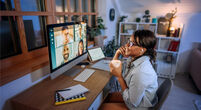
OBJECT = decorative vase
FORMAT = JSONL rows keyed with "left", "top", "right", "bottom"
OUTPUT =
{"left": 136, "top": 18, "right": 141, "bottom": 22}
{"left": 145, "top": 19, "right": 150, "bottom": 23}
{"left": 94, "top": 36, "right": 104, "bottom": 49}
{"left": 152, "top": 18, "right": 157, "bottom": 23}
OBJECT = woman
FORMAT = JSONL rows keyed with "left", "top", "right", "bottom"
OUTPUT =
{"left": 103, "top": 30, "right": 158, "bottom": 110}
{"left": 78, "top": 40, "right": 84, "bottom": 55}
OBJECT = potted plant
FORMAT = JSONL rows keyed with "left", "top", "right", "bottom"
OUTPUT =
{"left": 88, "top": 17, "right": 106, "bottom": 48}
{"left": 103, "top": 37, "right": 120, "bottom": 57}
{"left": 96, "top": 16, "right": 106, "bottom": 35}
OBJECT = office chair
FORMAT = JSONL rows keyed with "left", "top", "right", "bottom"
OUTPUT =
{"left": 100, "top": 78, "right": 173, "bottom": 110}
{"left": 150, "top": 78, "right": 173, "bottom": 110}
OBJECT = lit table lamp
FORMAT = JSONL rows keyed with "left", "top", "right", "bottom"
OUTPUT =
{"left": 170, "top": 27, "right": 175, "bottom": 37}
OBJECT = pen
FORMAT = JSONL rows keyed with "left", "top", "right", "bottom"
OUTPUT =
{"left": 56, "top": 89, "right": 71, "bottom": 92}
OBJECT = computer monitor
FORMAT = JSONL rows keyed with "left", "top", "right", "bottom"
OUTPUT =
{"left": 47, "top": 22, "right": 87, "bottom": 79}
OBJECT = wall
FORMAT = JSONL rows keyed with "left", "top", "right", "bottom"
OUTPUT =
{"left": 0, "top": 66, "right": 49, "bottom": 110}
{"left": 98, "top": 0, "right": 120, "bottom": 45}
{"left": 176, "top": 13, "right": 201, "bottom": 73}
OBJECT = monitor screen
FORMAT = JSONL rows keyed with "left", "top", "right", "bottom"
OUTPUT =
{"left": 47, "top": 22, "right": 87, "bottom": 72}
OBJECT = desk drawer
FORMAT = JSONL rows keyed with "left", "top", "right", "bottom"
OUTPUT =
{"left": 88, "top": 91, "right": 103, "bottom": 110}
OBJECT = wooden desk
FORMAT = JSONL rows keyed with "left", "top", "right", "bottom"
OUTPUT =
{"left": 11, "top": 65, "right": 112, "bottom": 110}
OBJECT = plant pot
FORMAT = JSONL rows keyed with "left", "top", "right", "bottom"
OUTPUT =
{"left": 94, "top": 35, "right": 104, "bottom": 49}
{"left": 145, "top": 18, "right": 150, "bottom": 23}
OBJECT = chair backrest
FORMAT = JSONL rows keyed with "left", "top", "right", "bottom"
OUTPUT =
{"left": 150, "top": 78, "right": 173, "bottom": 110}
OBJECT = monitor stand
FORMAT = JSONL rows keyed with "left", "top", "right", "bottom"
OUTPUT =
{"left": 63, "top": 66, "right": 83, "bottom": 77}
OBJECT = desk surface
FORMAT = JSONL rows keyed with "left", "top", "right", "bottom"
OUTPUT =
{"left": 11, "top": 64, "right": 112, "bottom": 110}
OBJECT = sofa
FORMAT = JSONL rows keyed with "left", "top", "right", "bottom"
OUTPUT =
{"left": 190, "top": 48, "right": 201, "bottom": 91}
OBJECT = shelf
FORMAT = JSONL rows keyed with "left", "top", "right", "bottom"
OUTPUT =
{"left": 155, "top": 59, "right": 176, "bottom": 64}
{"left": 156, "top": 50, "right": 178, "bottom": 54}
{"left": 156, "top": 35, "right": 180, "bottom": 41}
{"left": 121, "top": 22, "right": 157, "bottom": 25}
{"left": 120, "top": 33, "right": 132, "bottom": 36}
{"left": 155, "top": 60, "right": 176, "bottom": 79}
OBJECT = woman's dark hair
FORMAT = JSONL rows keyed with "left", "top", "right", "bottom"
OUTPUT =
{"left": 78, "top": 39, "right": 84, "bottom": 55}
{"left": 133, "top": 30, "right": 156, "bottom": 62}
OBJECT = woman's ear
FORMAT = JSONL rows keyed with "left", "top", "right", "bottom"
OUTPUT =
{"left": 140, "top": 47, "right": 147, "bottom": 55}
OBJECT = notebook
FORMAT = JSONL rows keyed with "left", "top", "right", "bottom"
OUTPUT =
{"left": 55, "top": 92, "right": 86, "bottom": 105}
{"left": 57, "top": 84, "right": 89, "bottom": 99}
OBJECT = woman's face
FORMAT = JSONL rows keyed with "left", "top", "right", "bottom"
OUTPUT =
{"left": 78, "top": 42, "right": 84, "bottom": 55}
{"left": 63, "top": 29, "right": 69, "bottom": 44}
{"left": 125, "top": 35, "right": 146, "bottom": 57}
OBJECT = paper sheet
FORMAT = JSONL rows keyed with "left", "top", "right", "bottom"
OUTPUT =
{"left": 91, "top": 60, "right": 111, "bottom": 72}
{"left": 58, "top": 84, "right": 89, "bottom": 99}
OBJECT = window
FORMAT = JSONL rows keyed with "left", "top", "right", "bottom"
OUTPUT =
{"left": 0, "top": 0, "right": 98, "bottom": 86}
{"left": 91, "top": 0, "right": 96, "bottom": 12}
{"left": 56, "top": 16, "right": 68, "bottom": 23}
{"left": 82, "top": 0, "right": 88, "bottom": 12}
{"left": 55, "top": 0, "right": 68, "bottom": 12}
{"left": 70, "top": 0, "right": 79, "bottom": 12}
{"left": 20, "top": 0, "right": 45, "bottom": 11}
{"left": 23, "top": 16, "right": 47, "bottom": 51}
{"left": 71, "top": 15, "right": 80, "bottom": 22}
{"left": 0, "top": 16, "right": 21, "bottom": 59}
{"left": 0, "top": 0, "right": 15, "bottom": 11}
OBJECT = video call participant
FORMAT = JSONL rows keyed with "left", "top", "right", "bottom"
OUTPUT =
{"left": 103, "top": 30, "right": 158, "bottom": 110}
{"left": 61, "top": 26, "right": 73, "bottom": 45}
{"left": 76, "top": 25, "right": 82, "bottom": 40}
{"left": 79, "top": 26, "right": 82, "bottom": 39}
{"left": 78, "top": 40, "right": 84, "bottom": 56}
{"left": 62, "top": 45, "right": 70, "bottom": 63}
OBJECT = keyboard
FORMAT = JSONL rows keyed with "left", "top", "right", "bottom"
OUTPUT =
{"left": 73, "top": 69, "right": 95, "bottom": 82}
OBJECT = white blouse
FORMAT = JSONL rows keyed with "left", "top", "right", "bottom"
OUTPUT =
{"left": 122, "top": 56, "right": 158, "bottom": 110}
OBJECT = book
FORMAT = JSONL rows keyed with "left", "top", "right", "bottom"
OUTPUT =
{"left": 57, "top": 84, "right": 89, "bottom": 99}
{"left": 168, "top": 41, "right": 180, "bottom": 51}
{"left": 55, "top": 92, "right": 86, "bottom": 105}
{"left": 173, "top": 28, "right": 181, "bottom": 37}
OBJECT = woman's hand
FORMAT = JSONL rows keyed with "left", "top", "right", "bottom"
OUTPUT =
{"left": 113, "top": 44, "right": 129, "bottom": 60}
{"left": 109, "top": 60, "right": 122, "bottom": 78}
{"left": 117, "top": 45, "right": 129, "bottom": 57}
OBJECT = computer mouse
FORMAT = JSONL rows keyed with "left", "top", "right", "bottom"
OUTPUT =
{"left": 81, "top": 65, "right": 86, "bottom": 68}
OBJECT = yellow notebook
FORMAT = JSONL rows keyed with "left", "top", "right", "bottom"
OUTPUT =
{"left": 55, "top": 92, "right": 86, "bottom": 105}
